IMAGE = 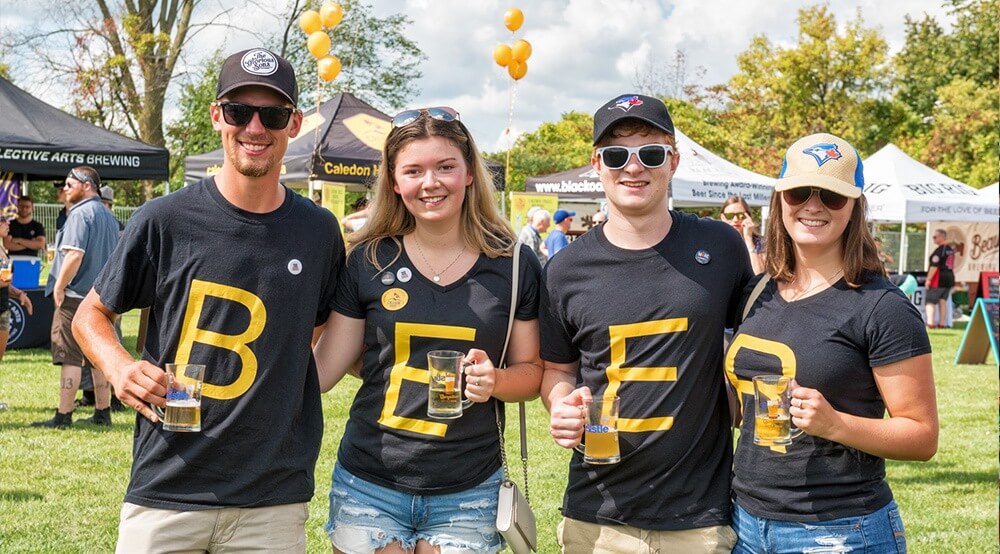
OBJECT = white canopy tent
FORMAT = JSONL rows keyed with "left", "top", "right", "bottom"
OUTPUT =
{"left": 862, "top": 144, "right": 999, "bottom": 271}
{"left": 979, "top": 182, "right": 999, "bottom": 200}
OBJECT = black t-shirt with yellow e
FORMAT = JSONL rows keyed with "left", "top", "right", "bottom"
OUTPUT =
{"left": 726, "top": 273, "right": 931, "bottom": 522}
{"left": 541, "top": 211, "right": 753, "bottom": 531}
{"left": 94, "top": 178, "right": 344, "bottom": 510}
{"left": 334, "top": 240, "right": 541, "bottom": 495}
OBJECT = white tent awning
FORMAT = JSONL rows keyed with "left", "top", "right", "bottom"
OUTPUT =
{"left": 863, "top": 144, "right": 998, "bottom": 223}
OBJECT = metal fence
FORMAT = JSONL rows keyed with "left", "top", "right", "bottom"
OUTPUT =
{"left": 32, "top": 203, "right": 138, "bottom": 246}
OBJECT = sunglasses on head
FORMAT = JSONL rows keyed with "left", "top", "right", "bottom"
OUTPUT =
{"left": 781, "top": 187, "right": 849, "bottom": 210}
{"left": 391, "top": 106, "right": 460, "bottom": 128}
{"left": 595, "top": 144, "right": 675, "bottom": 170}
{"left": 216, "top": 102, "right": 295, "bottom": 130}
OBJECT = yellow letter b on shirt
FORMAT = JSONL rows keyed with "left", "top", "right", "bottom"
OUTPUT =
{"left": 175, "top": 279, "right": 267, "bottom": 400}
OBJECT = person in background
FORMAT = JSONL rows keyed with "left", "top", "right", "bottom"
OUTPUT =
{"left": 726, "top": 132, "right": 937, "bottom": 553}
{"left": 72, "top": 48, "right": 343, "bottom": 552}
{"left": 0, "top": 217, "right": 34, "bottom": 411}
{"left": 31, "top": 166, "right": 120, "bottom": 429}
{"left": 542, "top": 94, "right": 751, "bottom": 552}
{"left": 341, "top": 197, "right": 370, "bottom": 233}
{"left": 924, "top": 228, "right": 955, "bottom": 329}
{"left": 54, "top": 183, "right": 69, "bottom": 232}
{"left": 519, "top": 208, "right": 550, "bottom": 265}
{"left": 590, "top": 209, "right": 607, "bottom": 227}
{"left": 5, "top": 195, "right": 46, "bottom": 257}
{"left": 545, "top": 209, "right": 575, "bottom": 259}
{"left": 874, "top": 236, "right": 894, "bottom": 268}
{"left": 99, "top": 186, "right": 125, "bottom": 231}
{"left": 720, "top": 195, "right": 764, "bottom": 274}
{"left": 314, "top": 105, "right": 543, "bottom": 553}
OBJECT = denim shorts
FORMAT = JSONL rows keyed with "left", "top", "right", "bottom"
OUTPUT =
{"left": 324, "top": 462, "right": 504, "bottom": 554}
{"left": 733, "top": 500, "right": 907, "bottom": 553}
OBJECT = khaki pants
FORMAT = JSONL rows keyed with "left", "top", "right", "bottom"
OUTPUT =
{"left": 557, "top": 517, "right": 737, "bottom": 554}
{"left": 116, "top": 502, "right": 308, "bottom": 554}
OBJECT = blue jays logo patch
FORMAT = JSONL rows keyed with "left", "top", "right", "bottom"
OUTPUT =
{"left": 802, "top": 143, "right": 843, "bottom": 167}
{"left": 610, "top": 95, "right": 643, "bottom": 112}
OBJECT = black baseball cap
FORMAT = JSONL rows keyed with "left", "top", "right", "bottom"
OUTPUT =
{"left": 593, "top": 94, "right": 675, "bottom": 145}
{"left": 217, "top": 48, "right": 298, "bottom": 105}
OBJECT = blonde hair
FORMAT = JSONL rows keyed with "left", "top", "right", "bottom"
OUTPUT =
{"left": 349, "top": 113, "right": 515, "bottom": 269}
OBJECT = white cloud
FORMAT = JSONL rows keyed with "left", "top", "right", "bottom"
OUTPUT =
{"left": 4, "top": 0, "right": 956, "bottom": 154}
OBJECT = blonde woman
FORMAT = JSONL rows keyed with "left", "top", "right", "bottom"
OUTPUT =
{"left": 314, "top": 107, "right": 543, "bottom": 554}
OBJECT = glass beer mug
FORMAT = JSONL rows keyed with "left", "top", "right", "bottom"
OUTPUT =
{"left": 752, "top": 375, "right": 803, "bottom": 446}
{"left": 574, "top": 396, "right": 621, "bottom": 464}
{"left": 426, "top": 350, "right": 473, "bottom": 419}
{"left": 154, "top": 363, "right": 206, "bottom": 432}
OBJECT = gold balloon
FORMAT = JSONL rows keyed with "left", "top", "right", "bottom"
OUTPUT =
{"left": 318, "top": 55, "right": 341, "bottom": 81}
{"left": 504, "top": 8, "right": 524, "bottom": 32}
{"left": 307, "top": 31, "right": 331, "bottom": 59}
{"left": 511, "top": 39, "right": 531, "bottom": 62}
{"left": 300, "top": 10, "right": 322, "bottom": 35}
{"left": 508, "top": 60, "right": 527, "bottom": 80}
{"left": 320, "top": 2, "right": 343, "bottom": 29}
{"left": 493, "top": 44, "right": 512, "bottom": 67}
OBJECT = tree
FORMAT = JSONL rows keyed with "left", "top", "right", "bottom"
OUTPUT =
{"left": 164, "top": 52, "right": 224, "bottom": 193}
{"left": 7, "top": 0, "right": 197, "bottom": 201}
{"left": 271, "top": 0, "right": 424, "bottom": 112}
{"left": 486, "top": 112, "right": 593, "bottom": 193}
{"left": 717, "top": 4, "right": 896, "bottom": 171}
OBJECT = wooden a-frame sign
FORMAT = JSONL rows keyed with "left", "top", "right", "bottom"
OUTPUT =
{"left": 954, "top": 298, "right": 999, "bottom": 365}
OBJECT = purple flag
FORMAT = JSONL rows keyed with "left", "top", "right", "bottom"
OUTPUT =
{"left": 0, "top": 172, "right": 20, "bottom": 220}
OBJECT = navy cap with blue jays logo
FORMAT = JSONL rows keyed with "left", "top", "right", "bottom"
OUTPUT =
{"left": 775, "top": 133, "right": 864, "bottom": 198}
{"left": 593, "top": 94, "right": 675, "bottom": 145}
{"left": 217, "top": 48, "right": 298, "bottom": 106}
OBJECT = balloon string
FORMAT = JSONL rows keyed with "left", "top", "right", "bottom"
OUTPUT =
{"left": 504, "top": 79, "right": 519, "bottom": 191}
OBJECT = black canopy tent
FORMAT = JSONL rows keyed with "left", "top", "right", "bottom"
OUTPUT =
{"left": 185, "top": 92, "right": 505, "bottom": 191}
{"left": 0, "top": 77, "right": 169, "bottom": 181}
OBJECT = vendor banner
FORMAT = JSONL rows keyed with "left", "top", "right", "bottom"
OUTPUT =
{"left": 927, "top": 222, "right": 1000, "bottom": 283}
{"left": 1, "top": 172, "right": 20, "bottom": 220}
{"left": 509, "top": 192, "right": 558, "bottom": 238}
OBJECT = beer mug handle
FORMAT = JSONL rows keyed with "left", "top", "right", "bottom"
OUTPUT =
{"left": 460, "top": 362, "right": 473, "bottom": 409}
{"left": 573, "top": 443, "right": 586, "bottom": 455}
{"left": 152, "top": 403, "right": 165, "bottom": 419}
{"left": 790, "top": 424, "right": 804, "bottom": 440}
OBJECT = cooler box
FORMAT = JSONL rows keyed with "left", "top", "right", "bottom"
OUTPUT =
{"left": 11, "top": 255, "right": 42, "bottom": 289}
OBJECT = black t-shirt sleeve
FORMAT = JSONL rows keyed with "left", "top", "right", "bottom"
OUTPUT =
{"left": 94, "top": 204, "right": 158, "bottom": 314}
{"left": 332, "top": 246, "right": 367, "bottom": 319}
{"left": 316, "top": 218, "right": 346, "bottom": 326}
{"left": 865, "top": 287, "right": 932, "bottom": 367}
{"left": 516, "top": 243, "right": 542, "bottom": 321}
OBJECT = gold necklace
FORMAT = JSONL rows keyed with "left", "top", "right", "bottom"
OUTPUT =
{"left": 785, "top": 269, "right": 843, "bottom": 301}
{"left": 413, "top": 238, "right": 466, "bottom": 282}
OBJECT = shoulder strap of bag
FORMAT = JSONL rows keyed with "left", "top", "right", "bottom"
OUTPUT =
{"left": 495, "top": 241, "right": 530, "bottom": 502}
{"left": 742, "top": 273, "right": 771, "bottom": 323}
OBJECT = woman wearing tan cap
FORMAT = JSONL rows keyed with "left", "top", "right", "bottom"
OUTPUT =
{"left": 725, "top": 133, "right": 938, "bottom": 552}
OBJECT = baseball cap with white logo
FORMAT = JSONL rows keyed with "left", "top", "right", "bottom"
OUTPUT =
{"left": 774, "top": 132, "right": 864, "bottom": 198}
{"left": 216, "top": 48, "right": 298, "bottom": 106}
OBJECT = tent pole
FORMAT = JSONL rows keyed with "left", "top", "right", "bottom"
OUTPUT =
{"left": 899, "top": 216, "right": 907, "bottom": 274}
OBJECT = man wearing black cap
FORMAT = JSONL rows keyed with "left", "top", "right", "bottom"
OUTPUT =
{"left": 73, "top": 48, "right": 345, "bottom": 552}
{"left": 540, "top": 94, "right": 752, "bottom": 552}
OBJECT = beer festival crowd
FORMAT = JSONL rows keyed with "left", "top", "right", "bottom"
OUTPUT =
{"left": 14, "top": 47, "right": 938, "bottom": 554}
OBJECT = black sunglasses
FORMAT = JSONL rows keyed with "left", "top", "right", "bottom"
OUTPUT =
{"left": 217, "top": 102, "right": 295, "bottom": 130}
{"left": 392, "top": 106, "right": 460, "bottom": 128}
{"left": 595, "top": 144, "right": 675, "bottom": 170}
{"left": 782, "top": 187, "right": 849, "bottom": 210}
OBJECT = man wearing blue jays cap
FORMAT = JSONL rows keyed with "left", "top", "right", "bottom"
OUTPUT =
{"left": 539, "top": 93, "right": 753, "bottom": 552}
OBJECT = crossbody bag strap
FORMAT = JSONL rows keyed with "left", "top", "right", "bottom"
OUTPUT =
{"left": 495, "top": 242, "right": 530, "bottom": 501}
{"left": 742, "top": 273, "right": 771, "bottom": 323}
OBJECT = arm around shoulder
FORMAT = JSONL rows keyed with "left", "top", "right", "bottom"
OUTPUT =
{"left": 313, "top": 310, "right": 366, "bottom": 393}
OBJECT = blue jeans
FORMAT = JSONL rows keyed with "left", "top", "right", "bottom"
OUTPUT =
{"left": 324, "top": 462, "right": 504, "bottom": 554}
{"left": 733, "top": 500, "right": 907, "bottom": 553}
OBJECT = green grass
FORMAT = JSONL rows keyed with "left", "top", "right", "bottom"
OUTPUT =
{"left": 1, "top": 316, "right": 996, "bottom": 553}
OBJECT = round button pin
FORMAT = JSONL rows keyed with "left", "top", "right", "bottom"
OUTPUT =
{"left": 695, "top": 250, "right": 711, "bottom": 265}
